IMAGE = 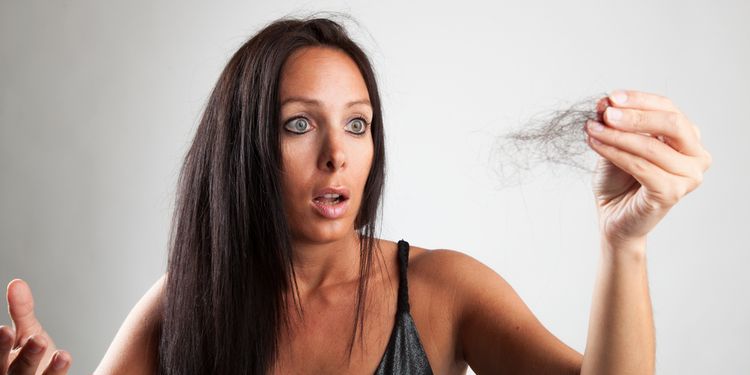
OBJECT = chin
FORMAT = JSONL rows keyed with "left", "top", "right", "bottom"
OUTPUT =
{"left": 296, "top": 218, "right": 354, "bottom": 243}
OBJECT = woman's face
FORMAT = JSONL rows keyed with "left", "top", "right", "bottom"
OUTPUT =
{"left": 278, "top": 46, "right": 374, "bottom": 243}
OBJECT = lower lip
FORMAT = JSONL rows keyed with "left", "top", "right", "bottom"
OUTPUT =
{"left": 311, "top": 198, "right": 349, "bottom": 219}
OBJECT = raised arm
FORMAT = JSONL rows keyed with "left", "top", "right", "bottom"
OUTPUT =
{"left": 454, "top": 89, "right": 710, "bottom": 374}
{"left": 451, "top": 236, "right": 651, "bottom": 374}
{"left": 580, "top": 89, "right": 710, "bottom": 373}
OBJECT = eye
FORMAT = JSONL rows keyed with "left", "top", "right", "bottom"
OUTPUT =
{"left": 284, "top": 116, "right": 311, "bottom": 134}
{"left": 346, "top": 117, "right": 370, "bottom": 135}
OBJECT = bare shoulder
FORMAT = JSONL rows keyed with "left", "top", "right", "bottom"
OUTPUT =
{"left": 408, "top": 245, "right": 504, "bottom": 298}
{"left": 94, "top": 273, "right": 165, "bottom": 375}
{"left": 403, "top": 245, "right": 521, "bottom": 371}
{"left": 408, "top": 247, "right": 525, "bottom": 331}
{"left": 374, "top": 241, "right": 514, "bottom": 326}
{"left": 410, "top": 246, "right": 581, "bottom": 374}
{"left": 408, "top": 246, "right": 483, "bottom": 271}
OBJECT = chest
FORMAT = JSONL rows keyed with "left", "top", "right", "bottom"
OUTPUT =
{"left": 269, "top": 272, "right": 463, "bottom": 374}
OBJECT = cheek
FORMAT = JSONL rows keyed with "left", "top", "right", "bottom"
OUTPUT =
{"left": 280, "top": 141, "right": 310, "bottom": 199}
{"left": 355, "top": 144, "right": 375, "bottom": 187}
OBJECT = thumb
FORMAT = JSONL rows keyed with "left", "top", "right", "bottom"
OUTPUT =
{"left": 6, "top": 279, "right": 43, "bottom": 346}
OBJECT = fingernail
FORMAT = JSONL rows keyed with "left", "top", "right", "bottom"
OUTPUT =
{"left": 588, "top": 120, "right": 604, "bottom": 132}
{"left": 53, "top": 352, "right": 68, "bottom": 369}
{"left": 606, "top": 107, "right": 622, "bottom": 122}
{"left": 610, "top": 90, "right": 628, "bottom": 104}
{"left": 26, "top": 336, "right": 44, "bottom": 354}
{"left": 590, "top": 136, "right": 603, "bottom": 145}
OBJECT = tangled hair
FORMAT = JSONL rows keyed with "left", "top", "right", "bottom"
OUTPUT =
{"left": 158, "top": 12, "right": 386, "bottom": 374}
{"left": 489, "top": 93, "right": 610, "bottom": 188}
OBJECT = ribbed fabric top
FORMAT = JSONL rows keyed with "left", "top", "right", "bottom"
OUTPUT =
{"left": 373, "top": 239, "right": 434, "bottom": 374}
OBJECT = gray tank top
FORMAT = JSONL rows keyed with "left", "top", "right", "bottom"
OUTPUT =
{"left": 373, "top": 239, "right": 434, "bottom": 374}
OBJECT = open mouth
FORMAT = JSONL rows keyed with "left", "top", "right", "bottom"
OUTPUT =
{"left": 312, "top": 194, "right": 348, "bottom": 205}
{"left": 311, "top": 192, "right": 350, "bottom": 219}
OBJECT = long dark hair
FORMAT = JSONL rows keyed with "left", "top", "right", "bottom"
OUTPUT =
{"left": 157, "top": 13, "right": 386, "bottom": 374}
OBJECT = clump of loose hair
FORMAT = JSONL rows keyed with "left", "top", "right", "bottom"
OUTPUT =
{"left": 489, "top": 93, "right": 611, "bottom": 188}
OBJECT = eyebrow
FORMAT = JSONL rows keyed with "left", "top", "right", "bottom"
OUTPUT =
{"left": 280, "top": 96, "right": 371, "bottom": 108}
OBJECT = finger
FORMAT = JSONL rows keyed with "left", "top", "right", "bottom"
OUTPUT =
{"left": 692, "top": 123, "right": 702, "bottom": 142}
{"left": 7, "top": 335, "right": 47, "bottom": 375}
{"left": 596, "top": 96, "right": 608, "bottom": 108}
{"left": 586, "top": 120, "right": 700, "bottom": 178}
{"left": 41, "top": 350, "right": 71, "bottom": 375}
{"left": 607, "top": 89, "right": 681, "bottom": 113}
{"left": 7, "top": 279, "right": 42, "bottom": 347}
{"left": 602, "top": 106, "right": 704, "bottom": 157}
{"left": 0, "top": 325, "right": 14, "bottom": 373}
{"left": 587, "top": 133, "right": 679, "bottom": 204}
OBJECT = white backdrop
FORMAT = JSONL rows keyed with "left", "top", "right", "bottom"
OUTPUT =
{"left": 1, "top": 1, "right": 748, "bottom": 373}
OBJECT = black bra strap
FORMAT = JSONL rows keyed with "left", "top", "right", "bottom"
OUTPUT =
{"left": 397, "top": 239, "right": 411, "bottom": 313}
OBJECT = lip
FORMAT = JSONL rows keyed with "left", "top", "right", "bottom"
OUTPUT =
{"left": 313, "top": 186, "right": 350, "bottom": 200}
{"left": 310, "top": 196, "right": 349, "bottom": 219}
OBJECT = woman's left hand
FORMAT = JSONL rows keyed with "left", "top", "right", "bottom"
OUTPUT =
{"left": 584, "top": 89, "right": 712, "bottom": 249}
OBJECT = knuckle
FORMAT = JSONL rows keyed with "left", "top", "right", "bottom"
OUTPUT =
{"left": 666, "top": 111, "right": 681, "bottom": 129}
{"left": 666, "top": 112, "right": 690, "bottom": 142}
{"left": 671, "top": 187, "right": 684, "bottom": 204}
{"left": 626, "top": 110, "right": 645, "bottom": 133}
{"left": 644, "top": 137, "right": 660, "bottom": 157}
{"left": 26, "top": 321, "right": 43, "bottom": 334}
{"left": 695, "top": 150, "right": 712, "bottom": 172}
{"left": 627, "top": 90, "right": 640, "bottom": 102}
{"left": 630, "top": 158, "right": 650, "bottom": 175}
{"left": 633, "top": 110, "right": 646, "bottom": 127}
{"left": 693, "top": 172, "right": 704, "bottom": 186}
{"left": 692, "top": 124, "right": 702, "bottom": 141}
{"left": 610, "top": 130, "right": 626, "bottom": 147}
{"left": 659, "top": 185, "right": 683, "bottom": 206}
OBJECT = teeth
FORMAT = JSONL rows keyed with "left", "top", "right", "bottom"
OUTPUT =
{"left": 321, "top": 193, "right": 341, "bottom": 199}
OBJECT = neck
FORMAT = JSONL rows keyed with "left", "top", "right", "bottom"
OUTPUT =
{"left": 289, "top": 229, "right": 362, "bottom": 296}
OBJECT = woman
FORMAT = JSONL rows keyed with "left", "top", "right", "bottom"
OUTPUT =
{"left": 1, "top": 15, "right": 711, "bottom": 374}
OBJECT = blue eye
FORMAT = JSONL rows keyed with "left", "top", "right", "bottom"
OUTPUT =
{"left": 346, "top": 117, "right": 369, "bottom": 135}
{"left": 284, "top": 117, "right": 311, "bottom": 134}
{"left": 282, "top": 115, "right": 370, "bottom": 135}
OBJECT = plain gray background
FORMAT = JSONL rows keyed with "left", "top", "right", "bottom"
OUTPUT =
{"left": 2, "top": 1, "right": 748, "bottom": 374}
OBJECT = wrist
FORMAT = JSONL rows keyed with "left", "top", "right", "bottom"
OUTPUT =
{"left": 601, "top": 236, "right": 647, "bottom": 264}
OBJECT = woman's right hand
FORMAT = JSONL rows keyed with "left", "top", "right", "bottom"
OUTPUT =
{"left": 1, "top": 279, "right": 72, "bottom": 374}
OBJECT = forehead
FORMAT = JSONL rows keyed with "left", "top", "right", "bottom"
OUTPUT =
{"left": 278, "top": 46, "right": 370, "bottom": 106}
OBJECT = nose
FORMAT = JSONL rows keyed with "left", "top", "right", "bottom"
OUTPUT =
{"left": 317, "top": 127, "right": 347, "bottom": 172}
